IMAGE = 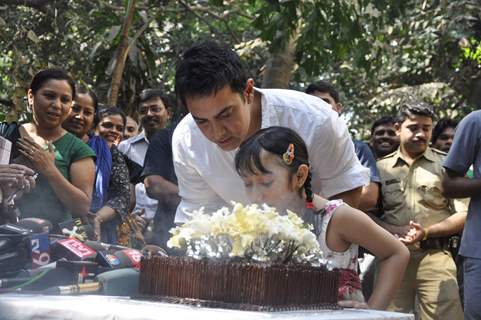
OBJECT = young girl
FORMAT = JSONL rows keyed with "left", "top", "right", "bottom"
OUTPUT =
{"left": 235, "top": 126, "right": 409, "bottom": 310}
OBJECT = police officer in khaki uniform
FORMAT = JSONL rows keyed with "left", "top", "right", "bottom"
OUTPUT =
{"left": 376, "top": 102, "right": 466, "bottom": 319}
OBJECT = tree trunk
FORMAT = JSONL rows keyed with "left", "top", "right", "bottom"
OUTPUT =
{"left": 108, "top": 0, "right": 136, "bottom": 107}
{"left": 261, "top": 36, "right": 297, "bottom": 89}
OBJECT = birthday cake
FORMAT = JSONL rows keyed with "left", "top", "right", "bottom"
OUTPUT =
{"left": 139, "top": 203, "right": 341, "bottom": 311}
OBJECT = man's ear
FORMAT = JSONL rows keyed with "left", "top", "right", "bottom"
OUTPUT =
{"left": 244, "top": 78, "right": 255, "bottom": 104}
{"left": 294, "top": 164, "right": 309, "bottom": 189}
{"left": 394, "top": 122, "right": 402, "bottom": 136}
{"left": 335, "top": 102, "right": 343, "bottom": 114}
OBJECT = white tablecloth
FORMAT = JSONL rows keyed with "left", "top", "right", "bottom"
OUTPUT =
{"left": 0, "top": 294, "right": 414, "bottom": 320}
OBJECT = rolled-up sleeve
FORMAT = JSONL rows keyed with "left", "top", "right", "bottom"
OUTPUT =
{"left": 309, "top": 114, "right": 370, "bottom": 198}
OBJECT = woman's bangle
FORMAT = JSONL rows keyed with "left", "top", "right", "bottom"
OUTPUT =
{"left": 422, "top": 228, "right": 429, "bottom": 241}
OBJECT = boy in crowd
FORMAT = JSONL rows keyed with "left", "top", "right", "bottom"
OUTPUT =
{"left": 431, "top": 118, "right": 457, "bottom": 153}
{"left": 370, "top": 116, "right": 400, "bottom": 159}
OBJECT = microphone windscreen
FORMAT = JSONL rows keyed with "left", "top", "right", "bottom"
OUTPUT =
{"left": 51, "top": 238, "right": 97, "bottom": 261}
{"left": 18, "top": 218, "right": 53, "bottom": 234}
{"left": 96, "top": 251, "right": 122, "bottom": 269}
{"left": 30, "top": 232, "right": 51, "bottom": 268}
{"left": 17, "top": 219, "right": 53, "bottom": 268}
{"left": 96, "top": 268, "right": 139, "bottom": 296}
{"left": 114, "top": 249, "right": 143, "bottom": 269}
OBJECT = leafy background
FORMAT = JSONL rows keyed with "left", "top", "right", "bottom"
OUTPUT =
{"left": 1, "top": 0, "right": 480, "bottom": 138}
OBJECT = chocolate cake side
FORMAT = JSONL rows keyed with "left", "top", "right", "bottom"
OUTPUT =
{"left": 139, "top": 256, "right": 340, "bottom": 311}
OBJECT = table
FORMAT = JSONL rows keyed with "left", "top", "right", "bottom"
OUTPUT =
{"left": 0, "top": 294, "right": 414, "bottom": 320}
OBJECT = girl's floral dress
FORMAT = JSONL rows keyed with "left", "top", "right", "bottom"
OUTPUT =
{"left": 304, "top": 199, "right": 365, "bottom": 303}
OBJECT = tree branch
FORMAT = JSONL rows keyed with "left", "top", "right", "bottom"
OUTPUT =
{"left": 109, "top": 0, "right": 137, "bottom": 106}
{"left": 178, "top": 0, "right": 226, "bottom": 39}
{"left": 180, "top": 3, "right": 251, "bottom": 42}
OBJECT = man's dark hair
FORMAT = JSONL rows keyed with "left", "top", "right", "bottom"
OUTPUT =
{"left": 370, "top": 116, "right": 397, "bottom": 137}
{"left": 431, "top": 118, "right": 458, "bottom": 144}
{"left": 175, "top": 40, "right": 247, "bottom": 108}
{"left": 396, "top": 101, "right": 435, "bottom": 124}
{"left": 139, "top": 88, "right": 170, "bottom": 108}
{"left": 305, "top": 81, "right": 339, "bottom": 103}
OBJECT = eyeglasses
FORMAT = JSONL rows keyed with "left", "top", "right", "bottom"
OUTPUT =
{"left": 139, "top": 105, "right": 164, "bottom": 115}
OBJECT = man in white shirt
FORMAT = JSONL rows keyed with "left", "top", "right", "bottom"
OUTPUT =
{"left": 173, "top": 41, "right": 370, "bottom": 222}
{"left": 119, "top": 89, "right": 170, "bottom": 220}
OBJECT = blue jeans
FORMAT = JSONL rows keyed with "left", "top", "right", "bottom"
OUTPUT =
{"left": 464, "top": 256, "right": 481, "bottom": 319}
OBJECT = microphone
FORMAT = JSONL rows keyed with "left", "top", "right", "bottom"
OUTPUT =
{"left": 113, "top": 249, "right": 143, "bottom": 269}
{"left": 41, "top": 282, "right": 100, "bottom": 295}
{"left": 0, "top": 277, "right": 32, "bottom": 288}
{"left": 17, "top": 218, "right": 53, "bottom": 234}
{"left": 95, "top": 249, "right": 143, "bottom": 270}
{"left": 40, "top": 268, "right": 140, "bottom": 296}
{"left": 96, "top": 251, "right": 122, "bottom": 269}
{"left": 0, "top": 224, "right": 32, "bottom": 277}
{"left": 50, "top": 238, "right": 97, "bottom": 261}
{"left": 17, "top": 218, "right": 53, "bottom": 269}
{"left": 58, "top": 218, "right": 94, "bottom": 241}
{"left": 83, "top": 241, "right": 134, "bottom": 270}
{"left": 96, "top": 268, "right": 139, "bottom": 296}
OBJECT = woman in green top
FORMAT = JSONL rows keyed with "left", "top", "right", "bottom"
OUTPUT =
{"left": 0, "top": 69, "right": 96, "bottom": 230}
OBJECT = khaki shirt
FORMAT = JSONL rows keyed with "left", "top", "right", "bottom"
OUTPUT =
{"left": 377, "top": 147, "right": 467, "bottom": 228}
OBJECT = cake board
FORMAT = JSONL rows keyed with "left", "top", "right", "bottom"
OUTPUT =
{"left": 0, "top": 294, "right": 415, "bottom": 320}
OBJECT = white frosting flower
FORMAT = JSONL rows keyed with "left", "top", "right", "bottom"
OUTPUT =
{"left": 167, "top": 202, "right": 325, "bottom": 266}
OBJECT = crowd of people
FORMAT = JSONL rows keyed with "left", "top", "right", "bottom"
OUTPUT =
{"left": 0, "top": 40, "right": 479, "bottom": 319}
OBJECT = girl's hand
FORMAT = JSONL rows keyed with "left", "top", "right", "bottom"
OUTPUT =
{"left": 17, "top": 137, "right": 56, "bottom": 175}
{"left": 399, "top": 221, "right": 425, "bottom": 245}
{"left": 338, "top": 300, "right": 369, "bottom": 309}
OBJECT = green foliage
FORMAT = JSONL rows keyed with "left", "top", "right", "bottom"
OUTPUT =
{"left": 462, "top": 39, "right": 481, "bottom": 64}
{"left": 296, "top": 0, "right": 481, "bottom": 138}
{"left": 0, "top": 0, "right": 480, "bottom": 137}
